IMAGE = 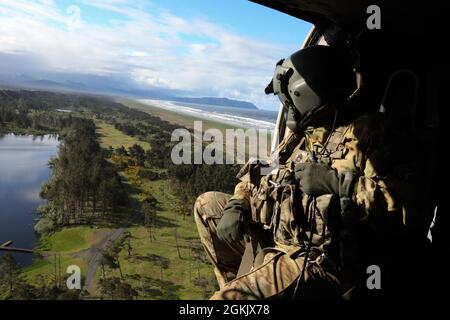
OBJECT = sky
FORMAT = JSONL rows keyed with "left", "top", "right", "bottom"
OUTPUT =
{"left": 0, "top": 0, "right": 312, "bottom": 110}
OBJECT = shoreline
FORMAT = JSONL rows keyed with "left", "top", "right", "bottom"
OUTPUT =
{"left": 118, "top": 98, "right": 277, "bottom": 132}
{"left": 117, "top": 98, "right": 245, "bottom": 132}
{"left": 137, "top": 99, "right": 276, "bottom": 131}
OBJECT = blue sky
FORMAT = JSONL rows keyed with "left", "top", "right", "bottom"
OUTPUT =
{"left": 0, "top": 0, "right": 311, "bottom": 110}
{"left": 139, "top": 0, "right": 309, "bottom": 44}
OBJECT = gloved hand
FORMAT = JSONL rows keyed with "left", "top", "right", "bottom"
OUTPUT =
{"left": 216, "top": 199, "right": 246, "bottom": 243}
{"left": 295, "top": 162, "right": 340, "bottom": 197}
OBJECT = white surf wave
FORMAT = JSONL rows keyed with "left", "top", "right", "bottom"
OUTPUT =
{"left": 138, "top": 99, "right": 276, "bottom": 131}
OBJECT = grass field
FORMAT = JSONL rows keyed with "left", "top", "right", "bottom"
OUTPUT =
{"left": 95, "top": 120, "right": 151, "bottom": 150}
{"left": 38, "top": 226, "right": 96, "bottom": 253}
{"left": 89, "top": 166, "right": 217, "bottom": 300}
{"left": 21, "top": 226, "right": 114, "bottom": 286}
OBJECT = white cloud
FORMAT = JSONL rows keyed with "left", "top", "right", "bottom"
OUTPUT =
{"left": 0, "top": 0, "right": 298, "bottom": 109}
{"left": 66, "top": 5, "right": 83, "bottom": 31}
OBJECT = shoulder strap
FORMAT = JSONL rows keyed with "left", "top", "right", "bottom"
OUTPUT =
{"left": 323, "top": 125, "right": 351, "bottom": 161}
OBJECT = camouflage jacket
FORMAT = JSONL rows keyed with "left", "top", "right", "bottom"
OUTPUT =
{"left": 230, "top": 112, "right": 403, "bottom": 255}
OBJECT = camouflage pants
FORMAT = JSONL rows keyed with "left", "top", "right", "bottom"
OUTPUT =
{"left": 193, "top": 191, "right": 246, "bottom": 289}
{"left": 194, "top": 192, "right": 341, "bottom": 300}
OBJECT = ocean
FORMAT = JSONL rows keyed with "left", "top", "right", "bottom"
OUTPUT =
{"left": 138, "top": 99, "right": 279, "bottom": 131}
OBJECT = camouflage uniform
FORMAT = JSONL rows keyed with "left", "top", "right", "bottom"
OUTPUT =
{"left": 194, "top": 112, "right": 404, "bottom": 300}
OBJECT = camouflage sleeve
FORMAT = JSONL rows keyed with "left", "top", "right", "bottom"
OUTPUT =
{"left": 227, "top": 180, "right": 251, "bottom": 213}
{"left": 333, "top": 113, "right": 401, "bottom": 225}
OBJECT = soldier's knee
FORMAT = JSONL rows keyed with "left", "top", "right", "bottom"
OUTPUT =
{"left": 193, "top": 192, "right": 216, "bottom": 221}
{"left": 193, "top": 191, "right": 230, "bottom": 222}
{"left": 194, "top": 192, "right": 215, "bottom": 212}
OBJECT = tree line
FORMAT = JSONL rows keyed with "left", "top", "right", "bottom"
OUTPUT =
{"left": 0, "top": 254, "right": 81, "bottom": 300}
{"left": 37, "top": 118, "right": 128, "bottom": 233}
{"left": 0, "top": 89, "right": 179, "bottom": 135}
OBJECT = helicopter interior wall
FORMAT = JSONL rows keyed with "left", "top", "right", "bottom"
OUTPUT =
{"left": 301, "top": 24, "right": 445, "bottom": 299}
{"left": 262, "top": 0, "right": 449, "bottom": 297}
{"left": 251, "top": 0, "right": 429, "bottom": 36}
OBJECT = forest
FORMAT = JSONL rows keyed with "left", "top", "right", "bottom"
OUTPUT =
{"left": 0, "top": 89, "right": 240, "bottom": 299}
{"left": 37, "top": 118, "right": 127, "bottom": 233}
{"left": 1, "top": 88, "right": 240, "bottom": 223}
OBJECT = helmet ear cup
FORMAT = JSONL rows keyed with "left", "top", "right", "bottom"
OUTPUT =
{"left": 289, "top": 76, "right": 323, "bottom": 118}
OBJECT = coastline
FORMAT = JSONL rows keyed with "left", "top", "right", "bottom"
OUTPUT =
{"left": 117, "top": 98, "right": 245, "bottom": 132}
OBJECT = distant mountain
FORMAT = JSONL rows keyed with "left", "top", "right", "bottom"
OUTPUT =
{"left": 27, "top": 79, "right": 62, "bottom": 87}
{"left": 0, "top": 71, "right": 259, "bottom": 110}
{"left": 0, "top": 75, "right": 178, "bottom": 99}
{"left": 63, "top": 80, "right": 88, "bottom": 90}
{"left": 18, "top": 79, "right": 88, "bottom": 92}
{"left": 171, "top": 97, "right": 258, "bottom": 110}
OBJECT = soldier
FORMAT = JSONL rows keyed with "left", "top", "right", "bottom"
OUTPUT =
{"left": 194, "top": 45, "right": 407, "bottom": 300}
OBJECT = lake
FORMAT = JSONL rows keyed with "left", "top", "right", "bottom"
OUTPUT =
{"left": 0, "top": 134, "right": 59, "bottom": 266}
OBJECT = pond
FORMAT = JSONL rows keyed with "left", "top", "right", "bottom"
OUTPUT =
{"left": 0, "top": 134, "right": 59, "bottom": 266}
